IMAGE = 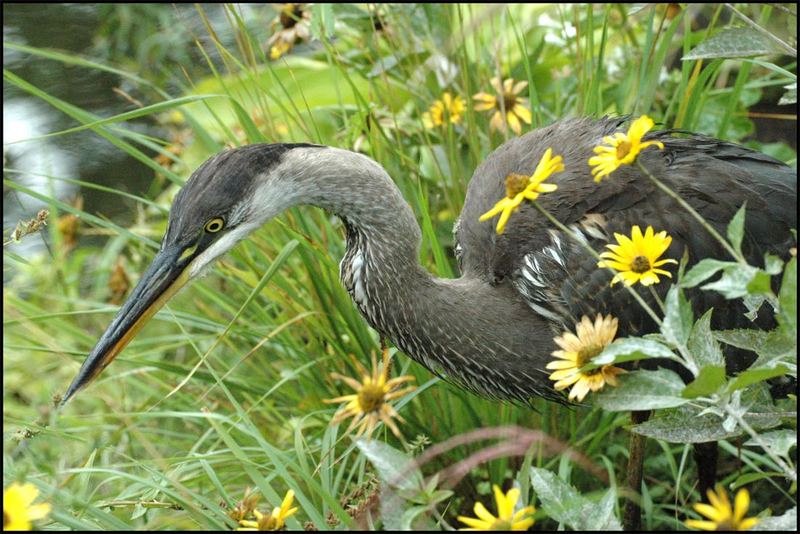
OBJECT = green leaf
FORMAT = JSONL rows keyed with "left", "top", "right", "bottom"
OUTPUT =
{"left": 356, "top": 440, "right": 421, "bottom": 491}
{"left": 779, "top": 257, "right": 797, "bottom": 333}
{"left": 701, "top": 264, "right": 761, "bottom": 299}
{"left": 594, "top": 369, "right": 689, "bottom": 411}
{"left": 584, "top": 489, "right": 622, "bottom": 531}
{"left": 687, "top": 310, "right": 724, "bottom": 367}
{"left": 727, "top": 365, "right": 789, "bottom": 392}
{"left": 529, "top": 469, "right": 620, "bottom": 530}
{"left": 714, "top": 329, "right": 768, "bottom": 352}
{"left": 778, "top": 83, "right": 797, "bottom": 105}
{"left": 586, "top": 337, "right": 676, "bottom": 369}
{"left": 764, "top": 254, "right": 784, "bottom": 275}
{"left": 529, "top": 468, "right": 583, "bottom": 528}
{"left": 746, "top": 269, "right": 773, "bottom": 295}
{"left": 661, "top": 287, "right": 693, "bottom": 347}
{"left": 681, "top": 258, "right": 734, "bottom": 288}
{"left": 751, "top": 506, "right": 797, "bottom": 531}
{"left": 681, "top": 365, "right": 726, "bottom": 398}
{"left": 744, "top": 429, "right": 796, "bottom": 457}
{"left": 734, "top": 471, "right": 787, "bottom": 487}
{"left": 753, "top": 329, "right": 797, "bottom": 369}
{"left": 632, "top": 405, "right": 781, "bottom": 443}
{"left": 683, "top": 28, "right": 785, "bottom": 60}
{"left": 727, "top": 203, "right": 747, "bottom": 256}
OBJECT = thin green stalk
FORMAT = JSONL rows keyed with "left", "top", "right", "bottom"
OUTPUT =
{"left": 531, "top": 201, "right": 662, "bottom": 326}
{"left": 648, "top": 286, "right": 665, "bottom": 314}
{"left": 635, "top": 161, "right": 746, "bottom": 265}
{"left": 724, "top": 403, "right": 796, "bottom": 482}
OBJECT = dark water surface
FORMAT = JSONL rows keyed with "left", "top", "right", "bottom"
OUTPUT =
{"left": 4, "top": 3, "right": 157, "bottom": 239}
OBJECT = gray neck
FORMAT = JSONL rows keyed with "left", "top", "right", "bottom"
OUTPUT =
{"left": 270, "top": 147, "right": 557, "bottom": 403}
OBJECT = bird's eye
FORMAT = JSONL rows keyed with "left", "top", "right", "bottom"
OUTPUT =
{"left": 204, "top": 218, "right": 225, "bottom": 233}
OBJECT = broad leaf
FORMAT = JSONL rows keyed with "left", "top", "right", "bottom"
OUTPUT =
{"left": 529, "top": 468, "right": 582, "bottom": 527}
{"left": 714, "top": 329, "right": 768, "bottom": 352}
{"left": 727, "top": 365, "right": 789, "bottom": 392}
{"left": 530, "top": 468, "right": 621, "bottom": 530}
{"left": 752, "top": 506, "right": 797, "bottom": 531}
{"left": 778, "top": 257, "right": 796, "bottom": 333}
{"left": 632, "top": 404, "right": 781, "bottom": 443}
{"left": 744, "top": 429, "right": 796, "bottom": 457}
{"left": 727, "top": 203, "right": 747, "bottom": 257}
{"left": 587, "top": 337, "right": 677, "bottom": 369}
{"left": 356, "top": 439, "right": 421, "bottom": 490}
{"left": 681, "top": 258, "right": 733, "bottom": 288}
{"left": 683, "top": 28, "right": 785, "bottom": 59}
{"left": 681, "top": 365, "right": 726, "bottom": 398}
{"left": 687, "top": 310, "right": 724, "bottom": 367}
{"left": 662, "top": 287, "right": 693, "bottom": 347}
{"left": 594, "top": 369, "right": 689, "bottom": 411}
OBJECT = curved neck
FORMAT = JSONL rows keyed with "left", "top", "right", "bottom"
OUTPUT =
{"left": 270, "top": 147, "right": 557, "bottom": 402}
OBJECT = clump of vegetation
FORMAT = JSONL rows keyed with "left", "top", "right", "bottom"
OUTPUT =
{"left": 4, "top": 4, "right": 796, "bottom": 531}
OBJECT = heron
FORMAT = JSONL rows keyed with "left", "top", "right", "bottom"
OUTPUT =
{"left": 62, "top": 116, "right": 796, "bottom": 518}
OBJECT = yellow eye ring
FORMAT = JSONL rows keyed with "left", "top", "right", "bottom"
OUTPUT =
{"left": 204, "top": 218, "right": 225, "bottom": 233}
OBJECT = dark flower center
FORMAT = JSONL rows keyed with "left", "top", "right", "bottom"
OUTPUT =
{"left": 501, "top": 93, "right": 518, "bottom": 112}
{"left": 576, "top": 343, "right": 604, "bottom": 372}
{"left": 504, "top": 173, "right": 529, "bottom": 198}
{"left": 616, "top": 139, "right": 632, "bottom": 159}
{"left": 631, "top": 255, "right": 651, "bottom": 273}
{"left": 280, "top": 4, "right": 304, "bottom": 28}
{"left": 357, "top": 384, "right": 385, "bottom": 412}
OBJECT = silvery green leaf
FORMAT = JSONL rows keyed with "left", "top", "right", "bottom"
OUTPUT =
{"left": 681, "top": 365, "right": 726, "bottom": 398}
{"left": 744, "top": 429, "right": 796, "bottom": 457}
{"left": 631, "top": 404, "right": 781, "bottom": 443}
{"left": 688, "top": 310, "right": 724, "bottom": 367}
{"left": 356, "top": 439, "right": 422, "bottom": 490}
{"left": 752, "top": 506, "right": 797, "bottom": 531}
{"left": 722, "top": 414, "right": 737, "bottom": 432}
{"left": 683, "top": 28, "right": 784, "bottom": 59}
{"left": 662, "top": 287, "right": 693, "bottom": 347}
{"left": 681, "top": 258, "right": 733, "bottom": 288}
{"left": 594, "top": 369, "right": 689, "bottom": 411}
{"left": 587, "top": 337, "right": 676, "bottom": 368}
{"left": 778, "top": 84, "right": 796, "bottom": 105}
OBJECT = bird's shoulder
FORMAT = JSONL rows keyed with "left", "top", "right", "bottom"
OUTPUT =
{"left": 454, "top": 116, "right": 797, "bottom": 339}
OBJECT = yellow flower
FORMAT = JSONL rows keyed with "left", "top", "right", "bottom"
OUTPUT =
{"left": 237, "top": 490, "right": 298, "bottom": 531}
{"left": 457, "top": 484, "right": 535, "bottom": 531}
{"left": 422, "top": 92, "right": 466, "bottom": 128}
{"left": 588, "top": 115, "right": 665, "bottom": 182}
{"left": 546, "top": 314, "right": 624, "bottom": 402}
{"left": 269, "top": 40, "right": 292, "bottom": 60}
{"left": 266, "top": 4, "right": 311, "bottom": 60}
{"left": 478, "top": 148, "right": 562, "bottom": 234}
{"left": 473, "top": 77, "right": 532, "bottom": 135}
{"left": 3, "top": 483, "right": 51, "bottom": 531}
{"left": 324, "top": 348, "right": 416, "bottom": 439}
{"left": 597, "top": 225, "right": 678, "bottom": 286}
{"left": 685, "top": 485, "right": 759, "bottom": 531}
{"left": 229, "top": 487, "right": 260, "bottom": 522}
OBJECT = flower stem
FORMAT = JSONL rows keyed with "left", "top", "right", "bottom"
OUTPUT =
{"left": 531, "top": 201, "right": 662, "bottom": 326}
{"left": 648, "top": 286, "right": 665, "bottom": 314}
{"left": 724, "top": 403, "right": 797, "bottom": 482}
{"left": 635, "top": 161, "right": 747, "bottom": 265}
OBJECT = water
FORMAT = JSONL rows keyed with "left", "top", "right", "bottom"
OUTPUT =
{"left": 3, "top": 3, "right": 159, "bottom": 247}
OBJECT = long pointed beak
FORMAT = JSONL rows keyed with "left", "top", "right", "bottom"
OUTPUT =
{"left": 62, "top": 245, "right": 192, "bottom": 405}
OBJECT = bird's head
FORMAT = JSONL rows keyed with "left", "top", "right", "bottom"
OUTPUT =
{"left": 62, "top": 143, "right": 319, "bottom": 404}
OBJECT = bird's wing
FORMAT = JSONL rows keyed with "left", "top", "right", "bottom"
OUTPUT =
{"left": 456, "top": 117, "right": 796, "bottom": 356}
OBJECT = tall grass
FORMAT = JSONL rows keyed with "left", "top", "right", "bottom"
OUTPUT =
{"left": 3, "top": 4, "right": 796, "bottom": 530}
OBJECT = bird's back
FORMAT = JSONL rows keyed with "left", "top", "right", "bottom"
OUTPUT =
{"left": 455, "top": 117, "right": 796, "bottom": 371}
